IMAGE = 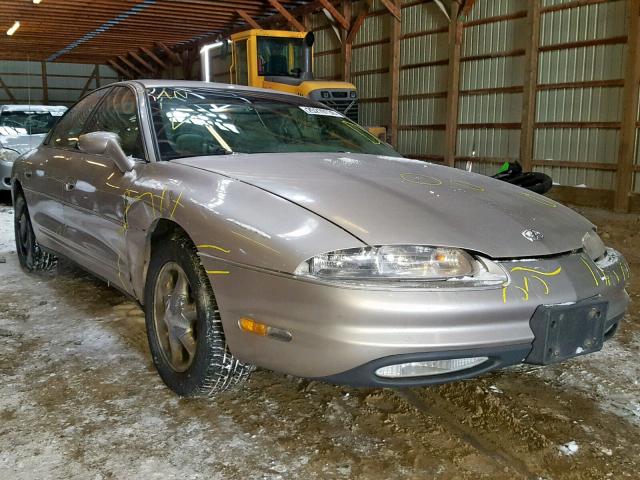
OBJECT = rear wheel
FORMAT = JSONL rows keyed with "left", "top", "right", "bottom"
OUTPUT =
{"left": 14, "top": 193, "right": 57, "bottom": 272}
{"left": 144, "top": 231, "right": 253, "bottom": 397}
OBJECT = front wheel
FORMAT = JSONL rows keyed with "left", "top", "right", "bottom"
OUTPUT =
{"left": 14, "top": 193, "right": 57, "bottom": 272}
{"left": 144, "top": 231, "right": 253, "bottom": 397}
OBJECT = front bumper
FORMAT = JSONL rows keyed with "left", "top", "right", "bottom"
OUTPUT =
{"left": 202, "top": 249, "right": 630, "bottom": 385}
{"left": 0, "top": 160, "right": 12, "bottom": 190}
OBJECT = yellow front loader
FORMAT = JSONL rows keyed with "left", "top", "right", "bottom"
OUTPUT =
{"left": 200, "top": 29, "right": 360, "bottom": 123}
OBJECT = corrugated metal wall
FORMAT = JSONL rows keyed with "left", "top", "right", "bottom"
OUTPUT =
{"left": 311, "top": 0, "right": 635, "bottom": 196}
{"left": 0, "top": 61, "right": 118, "bottom": 106}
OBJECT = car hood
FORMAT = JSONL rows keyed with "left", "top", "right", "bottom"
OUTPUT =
{"left": 0, "top": 131, "right": 46, "bottom": 154}
{"left": 175, "top": 153, "right": 594, "bottom": 259}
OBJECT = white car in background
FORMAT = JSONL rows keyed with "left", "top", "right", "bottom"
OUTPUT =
{"left": 0, "top": 104, "right": 67, "bottom": 190}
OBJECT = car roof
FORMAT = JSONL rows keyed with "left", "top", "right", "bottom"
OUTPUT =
{"left": 125, "top": 79, "right": 304, "bottom": 101}
{"left": 0, "top": 104, "right": 67, "bottom": 112}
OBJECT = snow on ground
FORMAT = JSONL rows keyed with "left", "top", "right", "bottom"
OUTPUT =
{"left": 0, "top": 195, "right": 639, "bottom": 479}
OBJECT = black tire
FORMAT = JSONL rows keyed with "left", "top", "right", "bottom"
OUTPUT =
{"left": 144, "top": 230, "right": 253, "bottom": 397}
{"left": 14, "top": 193, "right": 57, "bottom": 272}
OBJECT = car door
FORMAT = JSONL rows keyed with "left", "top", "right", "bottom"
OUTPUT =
{"left": 61, "top": 85, "right": 148, "bottom": 290}
{"left": 24, "top": 89, "right": 108, "bottom": 252}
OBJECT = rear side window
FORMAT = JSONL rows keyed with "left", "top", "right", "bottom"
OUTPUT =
{"left": 84, "top": 86, "right": 145, "bottom": 160}
{"left": 48, "top": 89, "right": 108, "bottom": 149}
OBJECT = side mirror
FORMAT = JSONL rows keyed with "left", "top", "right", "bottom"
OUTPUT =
{"left": 78, "top": 131, "right": 135, "bottom": 173}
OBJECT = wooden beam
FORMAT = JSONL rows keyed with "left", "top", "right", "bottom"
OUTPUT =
{"left": 155, "top": 41, "right": 182, "bottom": 65}
{"left": 79, "top": 65, "right": 98, "bottom": 97}
{"left": 390, "top": 0, "right": 401, "bottom": 148}
{"left": 342, "top": 0, "right": 352, "bottom": 83}
{"left": 614, "top": 0, "right": 640, "bottom": 212}
{"left": 267, "top": 0, "right": 306, "bottom": 32}
{"left": 107, "top": 59, "right": 133, "bottom": 79}
{"left": 129, "top": 51, "right": 155, "bottom": 74}
{"left": 0, "top": 76, "right": 16, "bottom": 103}
{"left": 140, "top": 46, "right": 168, "bottom": 71}
{"left": 520, "top": 0, "right": 541, "bottom": 173}
{"left": 460, "top": 0, "right": 477, "bottom": 18}
{"left": 379, "top": 0, "right": 402, "bottom": 21}
{"left": 41, "top": 62, "right": 48, "bottom": 105}
{"left": 118, "top": 55, "right": 144, "bottom": 77}
{"left": 346, "top": 5, "right": 369, "bottom": 45}
{"left": 319, "top": 0, "right": 350, "bottom": 30}
{"left": 444, "top": 3, "right": 463, "bottom": 167}
{"left": 237, "top": 9, "right": 262, "bottom": 29}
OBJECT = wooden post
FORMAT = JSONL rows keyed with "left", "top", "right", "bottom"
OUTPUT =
{"left": 520, "top": 0, "right": 541, "bottom": 173}
{"left": 342, "top": 0, "right": 352, "bottom": 83}
{"left": 444, "top": 2, "right": 462, "bottom": 167}
{"left": 41, "top": 62, "right": 48, "bottom": 105}
{"left": 390, "top": 0, "right": 401, "bottom": 148}
{"left": 614, "top": 0, "right": 640, "bottom": 212}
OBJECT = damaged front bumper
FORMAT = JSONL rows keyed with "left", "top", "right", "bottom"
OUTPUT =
{"left": 203, "top": 248, "right": 630, "bottom": 387}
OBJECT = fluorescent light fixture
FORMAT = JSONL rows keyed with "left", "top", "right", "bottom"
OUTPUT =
{"left": 200, "top": 41, "right": 227, "bottom": 82}
{"left": 7, "top": 21, "right": 20, "bottom": 36}
{"left": 33, "top": 0, "right": 42, "bottom": 4}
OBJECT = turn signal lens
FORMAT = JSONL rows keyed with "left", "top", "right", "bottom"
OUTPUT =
{"left": 239, "top": 318, "right": 268, "bottom": 336}
{"left": 238, "top": 318, "right": 293, "bottom": 342}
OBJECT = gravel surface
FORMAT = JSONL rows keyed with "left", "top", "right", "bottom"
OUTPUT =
{"left": 0, "top": 191, "right": 638, "bottom": 479}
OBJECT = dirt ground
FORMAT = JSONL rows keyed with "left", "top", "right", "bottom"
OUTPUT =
{"left": 0, "top": 190, "right": 638, "bottom": 480}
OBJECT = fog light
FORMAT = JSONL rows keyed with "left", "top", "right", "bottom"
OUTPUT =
{"left": 374, "top": 357, "right": 488, "bottom": 378}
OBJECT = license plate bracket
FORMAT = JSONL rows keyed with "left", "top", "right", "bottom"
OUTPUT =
{"left": 526, "top": 299, "right": 608, "bottom": 365}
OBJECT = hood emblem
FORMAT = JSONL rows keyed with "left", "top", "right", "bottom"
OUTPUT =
{"left": 522, "top": 229, "right": 544, "bottom": 242}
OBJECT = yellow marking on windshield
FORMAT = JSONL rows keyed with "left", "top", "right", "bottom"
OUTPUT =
{"left": 205, "top": 124, "right": 232, "bottom": 152}
{"left": 341, "top": 120, "right": 381, "bottom": 144}
{"left": 198, "top": 244, "right": 231, "bottom": 254}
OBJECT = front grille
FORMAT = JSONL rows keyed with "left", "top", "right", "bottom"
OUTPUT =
{"left": 320, "top": 98, "right": 359, "bottom": 123}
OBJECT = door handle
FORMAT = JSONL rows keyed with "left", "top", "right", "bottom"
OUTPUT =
{"left": 64, "top": 181, "right": 76, "bottom": 192}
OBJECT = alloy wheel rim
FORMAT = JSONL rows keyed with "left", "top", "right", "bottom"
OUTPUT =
{"left": 17, "top": 210, "right": 34, "bottom": 267}
{"left": 153, "top": 262, "right": 198, "bottom": 372}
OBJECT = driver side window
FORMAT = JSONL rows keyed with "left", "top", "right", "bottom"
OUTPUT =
{"left": 84, "top": 86, "right": 146, "bottom": 160}
{"left": 48, "top": 88, "right": 108, "bottom": 149}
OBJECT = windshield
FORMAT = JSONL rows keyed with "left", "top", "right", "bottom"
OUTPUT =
{"left": 147, "top": 87, "right": 398, "bottom": 161}
{"left": 0, "top": 110, "right": 63, "bottom": 135}
{"left": 257, "top": 36, "right": 304, "bottom": 77}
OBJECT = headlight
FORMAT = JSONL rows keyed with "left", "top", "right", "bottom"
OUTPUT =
{"left": 0, "top": 147, "right": 19, "bottom": 163}
{"left": 582, "top": 230, "right": 606, "bottom": 261}
{"left": 294, "top": 245, "right": 507, "bottom": 288}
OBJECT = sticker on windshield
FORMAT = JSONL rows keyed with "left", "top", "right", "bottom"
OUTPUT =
{"left": 299, "top": 106, "right": 344, "bottom": 117}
